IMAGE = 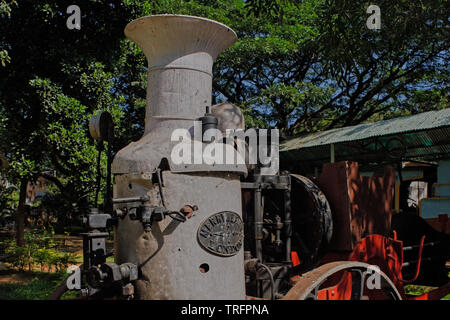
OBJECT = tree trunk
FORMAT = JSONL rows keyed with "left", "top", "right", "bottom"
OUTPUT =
{"left": 16, "top": 178, "right": 27, "bottom": 247}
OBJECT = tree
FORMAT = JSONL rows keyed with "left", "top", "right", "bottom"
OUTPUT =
{"left": 0, "top": 0, "right": 447, "bottom": 244}
{"left": 244, "top": 0, "right": 449, "bottom": 134}
{"left": 0, "top": 0, "right": 132, "bottom": 244}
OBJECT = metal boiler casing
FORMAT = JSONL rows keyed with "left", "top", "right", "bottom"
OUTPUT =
{"left": 112, "top": 15, "right": 247, "bottom": 299}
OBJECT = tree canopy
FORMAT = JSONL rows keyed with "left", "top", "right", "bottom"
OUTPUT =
{"left": 0, "top": 0, "right": 448, "bottom": 241}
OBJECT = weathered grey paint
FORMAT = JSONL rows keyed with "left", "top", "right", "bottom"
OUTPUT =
{"left": 114, "top": 172, "right": 245, "bottom": 299}
{"left": 112, "top": 15, "right": 246, "bottom": 174}
{"left": 112, "top": 15, "right": 246, "bottom": 299}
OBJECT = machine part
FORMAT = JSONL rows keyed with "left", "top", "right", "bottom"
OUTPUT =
{"left": 391, "top": 212, "right": 450, "bottom": 286}
{"left": 123, "top": 204, "right": 188, "bottom": 233}
{"left": 156, "top": 168, "right": 166, "bottom": 206}
{"left": 283, "top": 178, "right": 292, "bottom": 263}
{"left": 316, "top": 162, "right": 395, "bottom": 251}
{"left": 112, "top": 15, "right": 247, "bottom": 175}
{"left": 289, "top": 174, "right": 333, "bottom": 272}
{"left": 244, "top": 258, "right": 260, "bottom": 274}
{"left": 122, "top": 283, "right": 135, "bottom": 298}
{"left": 241, "top": 173, "right": 292, "bottom": 264}
{"left": 180, "top": 205, "right": 198, "bottom": 219}
{"left": 81, "top": 232, "right": 109, "bottom": 270}
{"left": 319, "top": 233, "right": 450, "bottom": 300}
{"left": 89, "top": 111, "right": 115, "bottom": 213}
{"left": 283, "top": 261, "right": 403, "bottom": 300}
{"left": 87, "top": 262, "right": 138, "bottom": 290}
{"left": 89, "top": 111, "right": 114, "bottom": 142}
{"left": 275, "top": 215, "right": 283, "bottom": 246}
{"left": 112, "top": 15, "right": 246, "bottom": 300}
{"left": 94, "top": 142, "right": 104, "bottom": 207}
{"left": 112, "top": 195, "right": 150, "bottom": 204}
{"left": 243, "top": 259, "right": 276, "bottom": 300}
{"left": 258, "top": 263, "right": 275, "bottom": 300}
{"left": 400, "top": 235, "right": 425, "bottom": 284}
{"left": 119, "top": 262, "right": 139, "bottom": 282}
{"left": 114, "top": 172, "right": 245, "bottom": 299}
{"left": 80, "top": 207, "right": 115, "bottom": 272}
{"left": 254, "top": 187, "right": 263, "bottom": 262}
{"left": 197, "top": 106, "right": 219, "bottom": 142}
{"left": 211, "top": 103, "right": 245, "bottom": 135}
{"left": 245, "top": 263, "right": 291, "bottom": 300}
{"left": 87, "top": 266, "right": 109, "bottom": 289}
{"left": 114, "top": 193, "right": 191, "bottom": 231}
{"left": 84, "top": 212, "right": 112, "bottom": 229}
{"left": 197, "top": 211, "right": 244, "bottom": 257}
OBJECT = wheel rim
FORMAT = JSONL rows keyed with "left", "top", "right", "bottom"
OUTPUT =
{"left": 283, "top": 261, "right": 402, "bottom": 300}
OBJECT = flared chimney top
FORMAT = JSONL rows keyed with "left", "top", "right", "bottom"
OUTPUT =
{"left": 124, "top": 14, "right": 237, "bottom": 69}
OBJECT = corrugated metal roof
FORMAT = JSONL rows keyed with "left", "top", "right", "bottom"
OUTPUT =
{"left": 280, "top": 108, "right": 450, "bottom": 173}
{"left": 281, "top": 108, "right": 450, "bottom": 152}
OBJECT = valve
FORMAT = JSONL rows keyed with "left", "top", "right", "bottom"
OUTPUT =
{"left": 112, "top": 196, "right": 194, "bottom": 233}
{"left": 87, "top": 262, "right": 138, "bottom": 289}
{"left": 197, "top": 106, "right": 218, "bottom": 142}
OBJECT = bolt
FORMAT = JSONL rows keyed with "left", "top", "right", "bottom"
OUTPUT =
{"left": 122, "top": 283, "right": 134, "bottom": 297}
{"left": 143, "top": 224, "right": 152, "bottom": 233}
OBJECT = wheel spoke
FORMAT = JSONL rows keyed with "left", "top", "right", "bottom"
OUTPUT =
{"left": 283, "top": 261, "right": 402, "bottom": 300}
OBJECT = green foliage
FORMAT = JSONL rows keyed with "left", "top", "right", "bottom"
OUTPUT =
{"left": 1, "top": 228, "right": 77, "bottom": 272}
{"left": 0, "top": 1, "right": 128, "bottom": 220}
{"left": 0, "top": 0, "right": 447, "bottom": 223}
{"left": 4, "top": 241, "right": 28, "bottom": 270}
{"left": 0, "top": 270, "right": 70, "bottom": 300}
{"left": 0, "top": 0, "right": 17, "bottom": 66}
{"left": 404, "top": 284, "right": 450, "bottom": 300}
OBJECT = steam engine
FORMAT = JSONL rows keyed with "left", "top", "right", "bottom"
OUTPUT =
{"left": 75, "top": 14, "right": 449, "bottom": 301}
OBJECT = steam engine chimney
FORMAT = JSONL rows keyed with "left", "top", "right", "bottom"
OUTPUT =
{"left": 112, "top": 15, "right": 246, "bottom": 299}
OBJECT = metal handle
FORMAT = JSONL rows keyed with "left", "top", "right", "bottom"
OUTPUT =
{"left": 112, "top": 195, "right": 150, "bottom": 204}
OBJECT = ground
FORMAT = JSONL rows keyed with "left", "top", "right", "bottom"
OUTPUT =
{"left": 0, "top": 229, "right": 448, "bottom": 300}
{"left": 0, "top": 228, "right": 113, "bottom": 300}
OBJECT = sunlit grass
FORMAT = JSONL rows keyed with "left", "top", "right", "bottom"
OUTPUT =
{"left": 404, "top": 284, "right": 450, "bottom": 300}
{"left": 0, "top": 271, "right": 69, "bottom": 300}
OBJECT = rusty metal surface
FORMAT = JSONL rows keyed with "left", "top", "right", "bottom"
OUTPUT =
{"left": 282, "top": 260, "right": 402, "bottom": 300}
{"left": 282, "top": 108, "right": 450, "bottom": 151}
{"left": 316, "top": 161, "right": 395, "bottom": 251}
{"left": 112, "top": 15, "right": 247, "bottom": 175}
{"left": 290, "top": 174, "right": 333, "bottom": 270}
{"left": 425, "top": 215, "right": 450, "bottom": 234}
{"left": 114, "top": 171, "right": 245, "bottom": 300}
{"left": 280, "top": 109, "right": 450, "bottom": 171}
{"left": 111, "top": 15, "right": 247, "bottom": 300}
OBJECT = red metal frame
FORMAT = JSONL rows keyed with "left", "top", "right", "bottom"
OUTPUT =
{"left": 400, "top": 235, "right": 425, "bottom": 284}
{"left": 297, "top": 234, "right": 450, "bottom": 300}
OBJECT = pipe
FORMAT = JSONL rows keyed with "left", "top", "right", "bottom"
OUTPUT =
{"left": 254, "top": 188, "right": 263, "bottom": 262}
{"left": 284, "top": 178, "right": 292, "bottom": 263}
{"left": 258, "top": 263, "right": 275, "bottom": 300}
{"left": 112, "top": 195, "right": 150, "bottom": 204}
{"left": 156, "top": 168, "right": 166, "bottom": 207}
{"left": 403, "top": 240, "right": 439, "bottom": 252}
{"left": 123, "top": 15, "right": 237, "bottom": 135}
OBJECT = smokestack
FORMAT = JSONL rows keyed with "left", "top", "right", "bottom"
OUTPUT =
{"left": 112, "top": 15, "right": 246, "bottom": 300}
{"left": 113, "top": 15, "right": 245, "bottom": 174}
{"left": 124, "top": 14, "right": 237, "bottom": 135}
